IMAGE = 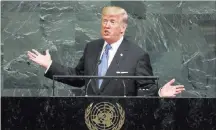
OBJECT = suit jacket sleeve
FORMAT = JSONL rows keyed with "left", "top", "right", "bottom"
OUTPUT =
{"left": 44, "top": 44, "right": 88, "bottom": 87}
{"left": 135, "top": 52, "right": 159, "bottom": 96}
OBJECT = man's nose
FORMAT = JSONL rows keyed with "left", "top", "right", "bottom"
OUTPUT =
{"left": 104, "top": 21, "right": 111, "bottom": 28}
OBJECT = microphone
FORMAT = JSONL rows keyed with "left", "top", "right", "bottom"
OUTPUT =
{"left": 116, "top": 53, "right": 127, "bottom": 97}
{"left": 85, "top": 59, "right": 101, "bottom": 96}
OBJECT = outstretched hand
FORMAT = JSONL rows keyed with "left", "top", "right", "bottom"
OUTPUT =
{"left": 27, "top": 49, "right": 52, "bottom": 69}
{"left": 160, "top": 79, "right": 185, "bottom": 97}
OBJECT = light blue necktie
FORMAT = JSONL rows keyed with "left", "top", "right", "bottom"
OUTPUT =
{"left": 98, "top": 44, "right": 112, "bottom": 88}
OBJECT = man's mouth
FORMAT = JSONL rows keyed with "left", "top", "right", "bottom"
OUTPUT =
{"left": 104, "top": 30, "right": 110, "bottom": 35}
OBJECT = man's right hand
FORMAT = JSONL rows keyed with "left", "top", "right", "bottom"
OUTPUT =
{"left": 27, "top": 49, "right": 52, "bottom": 69}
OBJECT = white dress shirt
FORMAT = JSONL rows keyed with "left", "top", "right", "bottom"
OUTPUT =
{"left": 100, "top": 36, "right": 123, "bottom": 67}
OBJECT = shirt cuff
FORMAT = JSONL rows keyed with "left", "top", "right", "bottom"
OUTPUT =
{"left": 158, "top": 87, "right": 162, "bottom": 97}
{"left": 45, "top": 60, "right": 52, "bottom": 74}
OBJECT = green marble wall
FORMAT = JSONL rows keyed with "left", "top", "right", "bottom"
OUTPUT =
{"left": 1, "top": 1, "right": 216, "bottom": 97}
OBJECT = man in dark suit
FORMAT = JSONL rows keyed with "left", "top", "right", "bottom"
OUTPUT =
{"left": 27, "top": 6, "right": 185, "bottom": 97}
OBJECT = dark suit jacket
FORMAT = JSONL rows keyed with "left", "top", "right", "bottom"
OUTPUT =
{"left": 44, "top": 37, "right": 159, "bottom": 96}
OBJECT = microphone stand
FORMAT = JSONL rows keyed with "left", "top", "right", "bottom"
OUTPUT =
{"left": 122, "top": 74, "right": 127, "bottom": 97}
{"left": 85, "top": 60, "right": 101, "bottom": 97}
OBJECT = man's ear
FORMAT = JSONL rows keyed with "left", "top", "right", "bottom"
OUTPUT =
{"left": 121, "top": 23, "right": 127, "bottom": 33}
{"left": 124, "top": 24, "right": 127, "bottom": 30}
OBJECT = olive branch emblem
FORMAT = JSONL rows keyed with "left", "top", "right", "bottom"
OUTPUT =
{"left": 85, "top": 102, "right": 125, "bottom": 130}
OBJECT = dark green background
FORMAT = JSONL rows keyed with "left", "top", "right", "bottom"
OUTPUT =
{"left": 1, "top": 1, "right": 216, "bottom": 97}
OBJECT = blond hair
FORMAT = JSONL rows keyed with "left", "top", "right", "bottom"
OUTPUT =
{"left": 101, "top": 6, "right": 128, "bottom": 25}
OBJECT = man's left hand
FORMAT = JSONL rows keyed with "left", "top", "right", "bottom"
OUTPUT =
{"left": 160, "top": 79, "right": 185, "bottom": 97}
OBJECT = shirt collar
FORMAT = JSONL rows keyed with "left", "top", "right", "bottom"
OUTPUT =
{"left": 103, "top": 36, "right": 124, "bottom": 50}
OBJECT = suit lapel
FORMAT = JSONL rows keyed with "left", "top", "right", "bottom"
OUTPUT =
{"left": 99, "top": 38, "right": 129, "bottom": 92}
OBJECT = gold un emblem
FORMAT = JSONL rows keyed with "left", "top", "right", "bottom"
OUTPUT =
{"left": 85, "top": 102, "right": 125, "bottom": 130}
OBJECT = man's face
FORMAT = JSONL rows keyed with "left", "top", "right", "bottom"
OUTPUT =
{"left": 101, "top": 14, "right": 125, "bottom": 43}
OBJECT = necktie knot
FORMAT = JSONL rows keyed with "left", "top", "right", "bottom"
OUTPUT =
{"left": 105, "top": 44, "right": 112, "bottom": 54}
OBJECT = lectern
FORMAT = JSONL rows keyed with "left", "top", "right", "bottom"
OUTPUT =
{"left": 2, "top": 97, "right": 216, "bottom": 130}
